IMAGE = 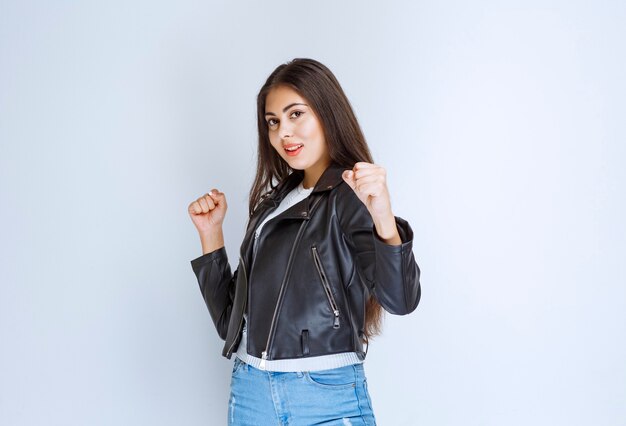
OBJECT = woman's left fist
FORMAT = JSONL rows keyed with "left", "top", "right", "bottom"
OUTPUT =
{"left": 341, "top": 162, "right": 393, "bottom": 220}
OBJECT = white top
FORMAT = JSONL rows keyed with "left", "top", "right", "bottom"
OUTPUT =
{"left": 235, "top": 181, "right": 364, "bottom": 371}
{"left": 252, "top": 181, "right": 313, "bottom": 255}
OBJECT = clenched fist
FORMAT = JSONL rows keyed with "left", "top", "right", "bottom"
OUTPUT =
{"left": 341, "top": 162, "right": 402, "bottom": 245}
{"left": 341, "top": 162, "right": 393, "bottom": 220}
{"left": 188, "top": 189, "right": 228, "bottom": 234}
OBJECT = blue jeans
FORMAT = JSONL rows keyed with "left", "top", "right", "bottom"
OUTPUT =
{"left": 228, "top": 357, "right": 377, "bottom": 425}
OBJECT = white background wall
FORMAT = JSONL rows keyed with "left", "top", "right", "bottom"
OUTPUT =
{"left": 1, "top": 1, "right": 624, "bottom": 425}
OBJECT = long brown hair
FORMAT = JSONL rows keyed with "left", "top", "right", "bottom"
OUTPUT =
{"left": 249, "top": 58, "right": 384, "bottom": 341}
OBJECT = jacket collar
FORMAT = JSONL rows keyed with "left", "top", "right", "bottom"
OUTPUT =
{"left": 311, "top": 162, "right": 346, "bottom": 194}
{"left": 240, "top": 162, "right": 348, "bottom": 265}
{"left": 267, "top": 161, "right": 346, "bottom": 203}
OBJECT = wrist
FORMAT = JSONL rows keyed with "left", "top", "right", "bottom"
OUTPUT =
{"left": 372, "top": 214, "right": 401, "bottom": 245}
{"left": 199, "top": 227, "right": 225, "bottom": 255}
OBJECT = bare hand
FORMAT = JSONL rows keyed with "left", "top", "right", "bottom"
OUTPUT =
{"left": 341, "top": 162, "right": 393, "bottom": 221}
{"left": 341, "top": 162, "right": 401, "bottom": 244}
{"left": 188, "top": 189, "right": 228, "bottom": 234}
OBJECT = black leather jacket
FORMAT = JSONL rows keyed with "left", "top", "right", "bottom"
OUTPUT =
{"left": 190, "top": 162, "right": 421, "bottom": 364}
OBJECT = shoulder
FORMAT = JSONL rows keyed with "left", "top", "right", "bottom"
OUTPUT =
{"left": 332, "top": 180, "right": 359, "bottom": 209}
{"left": 332, "top": 181, "right": 373, "bottom": 230}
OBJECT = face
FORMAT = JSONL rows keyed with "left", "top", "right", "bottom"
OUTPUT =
{"left": 264, "top": 85, "right": 331, "bottom": 188}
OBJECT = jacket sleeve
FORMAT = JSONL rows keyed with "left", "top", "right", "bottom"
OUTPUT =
{"left": 190, "top": 247, "right": 237, "bottom": 340}
{"left": 337, "top": 185, "right": 421, "bottom": 315}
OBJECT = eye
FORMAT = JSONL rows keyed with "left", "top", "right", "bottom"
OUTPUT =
{"left": 266, "top": 111, "right": 304, "bottom": 128}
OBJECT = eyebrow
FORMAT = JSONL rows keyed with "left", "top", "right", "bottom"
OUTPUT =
{"left": 264, "top": 103, "right": 308, "bottom": 117}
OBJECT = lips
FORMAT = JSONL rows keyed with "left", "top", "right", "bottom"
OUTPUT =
{"left": 284, "top": 143, "right": 303, "bottom": 156}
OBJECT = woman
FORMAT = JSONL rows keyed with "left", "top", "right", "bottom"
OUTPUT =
{"left": 188, "top": 58, "right": 421, "bottom": 425}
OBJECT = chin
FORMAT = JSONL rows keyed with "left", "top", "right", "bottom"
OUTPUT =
{"left": 283, "top": 159, "right": 309, "bottom": 170}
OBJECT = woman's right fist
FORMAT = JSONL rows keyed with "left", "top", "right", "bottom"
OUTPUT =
{"left": 188, "top": 189, "right": 228, "bottom": 233}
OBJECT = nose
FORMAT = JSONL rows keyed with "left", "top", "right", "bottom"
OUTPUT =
{"left": 278, "top": 120, "right": 293, "bottom": 140}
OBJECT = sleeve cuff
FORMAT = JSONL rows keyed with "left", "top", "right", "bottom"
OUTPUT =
{"left": 190, "top": 246, "right": 228, "bottom": 271}
{"left": 372, "top": 216, "right": 414, "bottom": 252}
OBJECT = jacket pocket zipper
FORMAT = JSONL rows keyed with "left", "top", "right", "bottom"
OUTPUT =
{"left": 311, "top": 246, "right": 340, "bottom": 329}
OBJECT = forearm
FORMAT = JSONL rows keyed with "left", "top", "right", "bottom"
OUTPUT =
{"left": 357, "top": 216, "right": 421, "bottom": 315}
{"left": 190, "top": 246, "right": 235, "bottom": 340}
{"left": 199, "top": 227, "right": 225, "bottom": 255}
{"left": 338, "top": 185, "right": 420, "bottom": 313}
{"left": 372, "top": 223, "right": 421, "bottom": 315}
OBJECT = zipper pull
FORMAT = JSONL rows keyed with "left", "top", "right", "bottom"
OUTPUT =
{"left": 333, "top": 310, "right": 340, "bottom": 329}
{"left": 260, "top": 351, "right": 267, "bottom": 370}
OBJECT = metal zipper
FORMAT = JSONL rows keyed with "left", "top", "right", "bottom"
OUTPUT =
{"left": 225, "top": 255, "right": 248, "bottom": 357}
{"left": 259, "top": 220, "right": 308, "bottom": 370}
{"left": 240, "top": 217, "right": 270, "bottom": 364}
{"left": 228, "top": 227, "right": 263, "bottom": 359}
{"left": 311, "top": 246, "right": 341, "bottom": 329}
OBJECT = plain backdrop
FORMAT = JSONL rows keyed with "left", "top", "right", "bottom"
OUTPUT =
{"left": 1, "top": 1, "right": 625, "bottom": 425}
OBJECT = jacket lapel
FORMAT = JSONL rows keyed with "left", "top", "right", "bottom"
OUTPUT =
{"left": 238, "top": 162, "right": 348, "bottom": 270}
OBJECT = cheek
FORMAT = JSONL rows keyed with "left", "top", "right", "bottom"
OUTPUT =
{"left": 268, "top": 135, "right": 281, "bottom": 152}
{"left": 298, "top": 121, "right": 325, "bottom": 146}
{"left": 304, "top": 123, "right": 325, "bottom": 148}
{"left": 298, "top": 120, "right": 316, "bottom": 137}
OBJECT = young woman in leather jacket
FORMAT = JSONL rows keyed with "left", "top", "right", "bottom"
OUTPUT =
{"left": 188, "top": 58, "right": 421, "bottom": 425}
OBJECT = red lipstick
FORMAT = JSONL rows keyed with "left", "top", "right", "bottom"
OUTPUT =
{"left": 284, "top": 143, "right": 303, "bottom": 157}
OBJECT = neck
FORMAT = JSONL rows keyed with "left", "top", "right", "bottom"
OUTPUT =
{"left": 302, "top": 160, "right": 331, "bottom": 189}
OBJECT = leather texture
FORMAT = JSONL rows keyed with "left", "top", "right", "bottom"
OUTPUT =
{"left": 190, "top": 162, "right": 421, "bottom": 361}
